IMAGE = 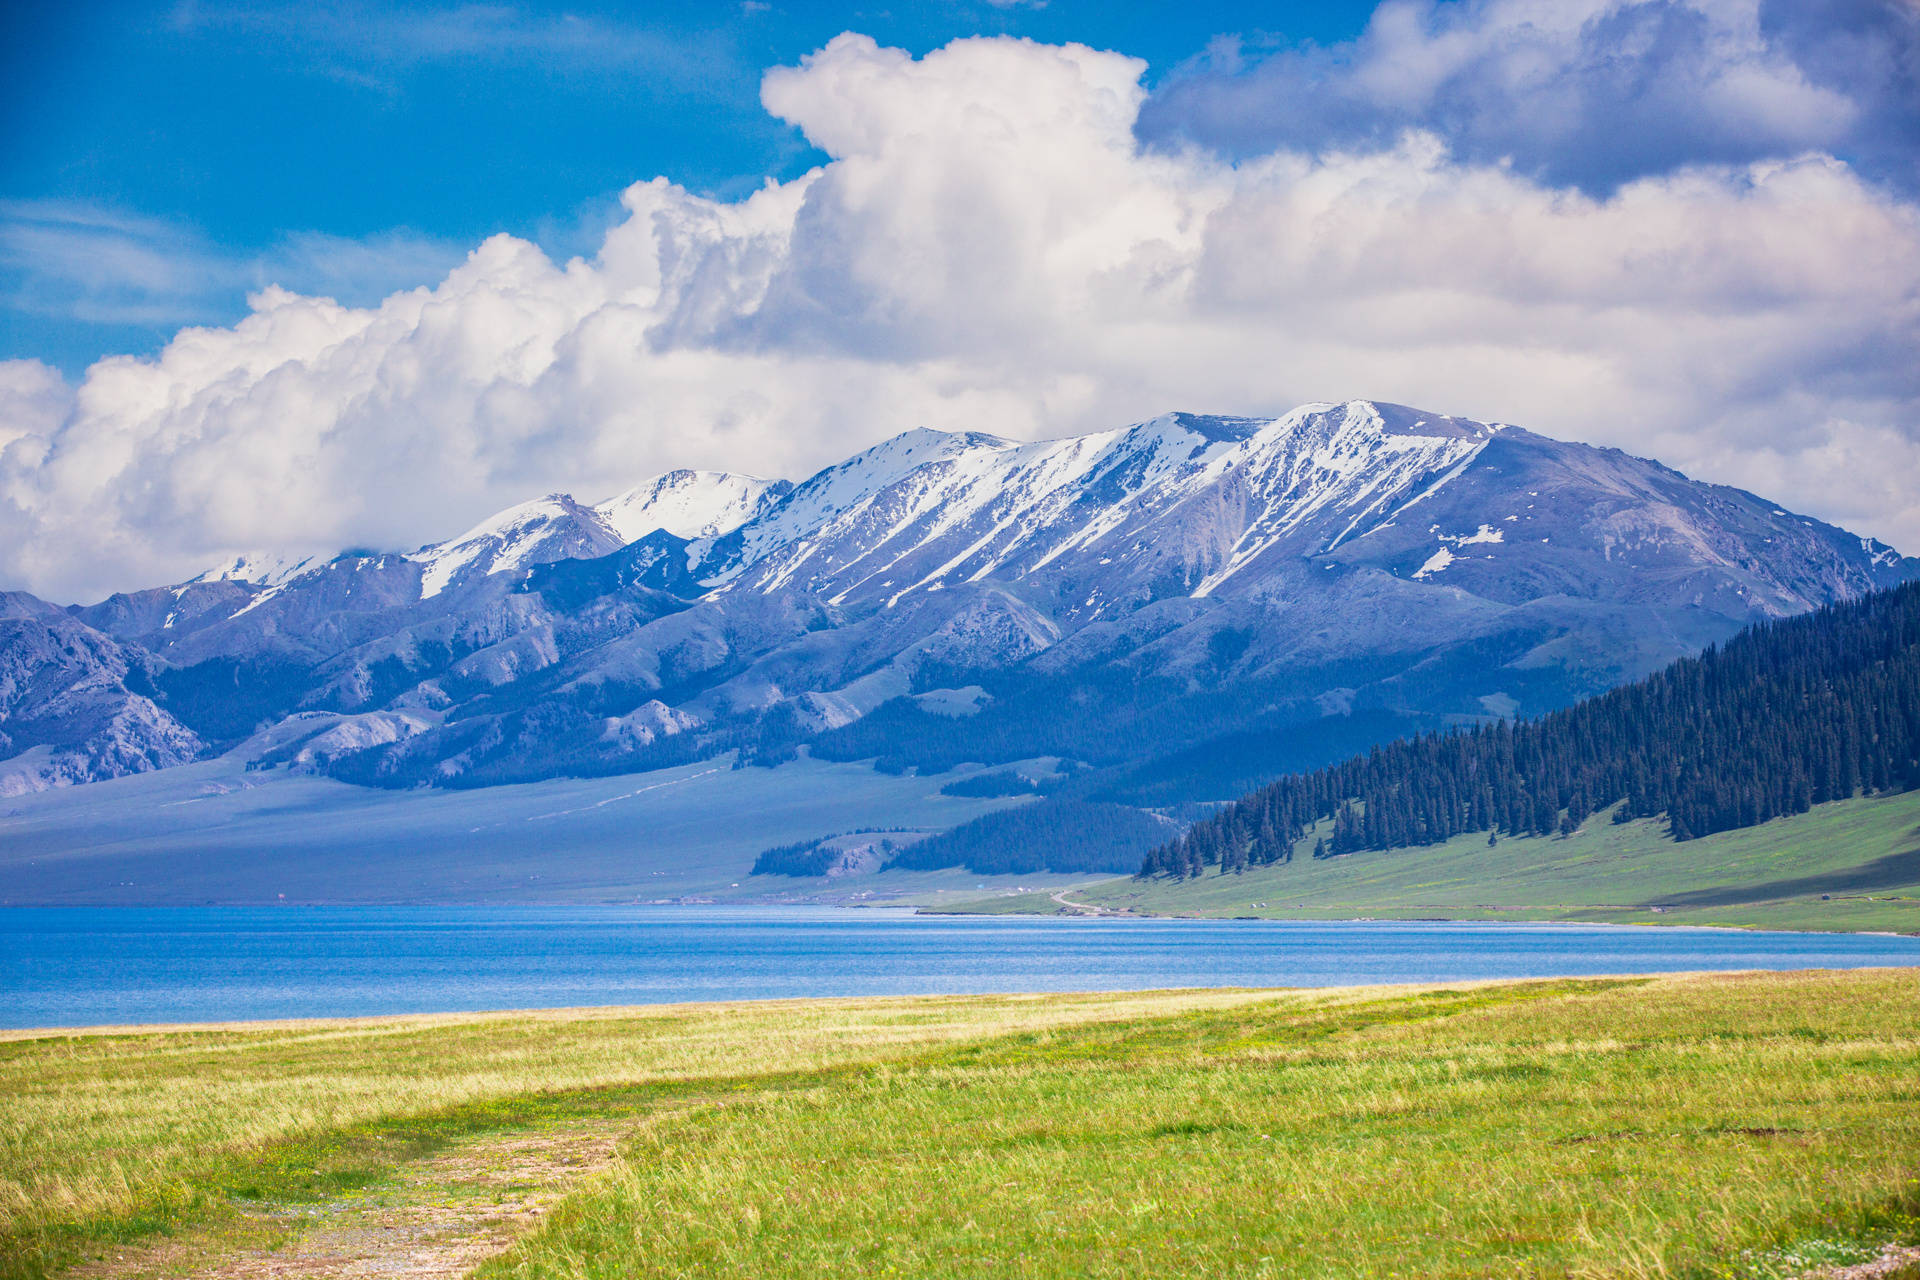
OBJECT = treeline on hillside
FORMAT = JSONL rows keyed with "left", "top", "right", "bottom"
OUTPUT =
{"left": 1140, "top": 581, "right": 1920, "bottom": 879}
{"left": 889, "top": 798, "right": 1173, "bottom": 876}
{"left": 938, "top": 761, "right": 1092, "bottom": 798}
{"left": 938, "top": 770, "right": 1046, "bottom": 798}
{"left": 1091, "top": 708, "right": 1421, "bottom": 808}
{"left": 750, "top": 829, "right": 917, "bottom": 877}
{"left": 750, "top": 840, "right": 844, "bottom": 877}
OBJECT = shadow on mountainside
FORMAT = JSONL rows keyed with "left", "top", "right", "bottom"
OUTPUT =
{"left": 1644, "top": 835, "right": 1920, "bottom": 909}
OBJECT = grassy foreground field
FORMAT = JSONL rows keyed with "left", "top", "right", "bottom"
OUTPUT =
{"left": 6, "top": 971, "right": 1920, "bottom": 1279}
{"left": 948, "top": 790, "right": 1920, "bottom": 932}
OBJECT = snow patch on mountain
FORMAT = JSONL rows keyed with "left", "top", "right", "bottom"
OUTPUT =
{"left": 707, "top": 402, "right": 1500, "bottom": 609}
{"left": 720, "top": 427, "right": 1020, "bottom": 587}
{"left": 1413, "top": 547, "right": 1456, "bottom": 579}
{"left": 1864, "top": 537, "right": 1902, "bottom": 569}
{"left": 410, "top": 494, "right": 624, "bottom": 599}
{"left": 189, "top": 551, "right": 325, "bottom": 590}
{"left": 596, "top": 471, "right": 788, "bottom": 544}
{"left": 181, "top": 401, "right": 1509, "bottom": 622}
{"left": 601, "top": 700, "right": 699, "bottom": 749}
{"left": 291, "top": 711, "right": 435, "bottom": 769}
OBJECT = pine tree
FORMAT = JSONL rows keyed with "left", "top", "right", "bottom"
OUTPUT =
{"left": 1140, "top": 582, "right": 1920, "bottom": 878}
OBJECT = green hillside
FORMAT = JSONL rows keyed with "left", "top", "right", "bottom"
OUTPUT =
{"left": 946, "top": 787, "right": 1920, "bottom": 931}
{"left": 1139, "top": 580, "right": 1920, "bottom": 882}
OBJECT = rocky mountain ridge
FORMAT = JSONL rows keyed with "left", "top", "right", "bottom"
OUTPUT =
{"left": 2, "top": 400, "right": 1911, "bottom": 799}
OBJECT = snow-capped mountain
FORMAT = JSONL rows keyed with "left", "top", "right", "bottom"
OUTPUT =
{"left": 191, "top": 551, "right": 326, "bottom": 588}
{"left": 5, "top": 400, "right": 1914, "bottom": 797}
{"left": 596, "top": 470, "right": 791, "bottom": 544}
{"left": 408, "top": 493, "right": 627, "bottom": 599}
{"left": 701, "top": 404, "right": 1497, "bottom": 609}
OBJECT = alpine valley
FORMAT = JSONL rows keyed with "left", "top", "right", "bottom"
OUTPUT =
{"left": 2, "top": 400, "right": 1913, "bottom": 903}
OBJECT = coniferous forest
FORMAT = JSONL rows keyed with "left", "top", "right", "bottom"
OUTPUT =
{"left": 891, "top": 799, "right": 1174, "bottom": 876}
{"left": 1139, "top": 582, "right": 1920, "bottom": 879}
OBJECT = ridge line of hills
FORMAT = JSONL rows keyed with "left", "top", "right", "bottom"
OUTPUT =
{"left": 2, "top": 397, "right": 1914, "bottom": 903}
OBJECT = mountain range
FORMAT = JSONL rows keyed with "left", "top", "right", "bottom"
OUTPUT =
{"left": 3, "top": 400, "right": 1913, "bottom": 836}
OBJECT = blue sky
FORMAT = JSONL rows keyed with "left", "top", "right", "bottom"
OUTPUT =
{"left": 2, "top": 0, "right": 1917, "bottom": 600}
{"left": 2, "top": 1, "right": 1386, "bottom": 373}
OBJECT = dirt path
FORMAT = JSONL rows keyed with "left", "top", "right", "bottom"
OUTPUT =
{"left": 1812, "top": 1244, "right": 1920, "bottom": 1279}
{"left": 75, "top": 1118, "right": 632, "bottom": 1279}
{"left": 1050, "top": 888, "right": 1121, "bottom": 916}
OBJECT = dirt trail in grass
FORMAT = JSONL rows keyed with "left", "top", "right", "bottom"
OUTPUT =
{"left": 75, "top": 1119, "right": 628, "bottom": 1280}
{"left": 1814, "top": 1243, "right": 1920, "bottom": 1279}
{"left": 1049, "top": 888, "right": 1121, "bottom": 916}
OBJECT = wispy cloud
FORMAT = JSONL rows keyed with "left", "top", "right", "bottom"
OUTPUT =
{"left": 0, "top": 201, "right": 235, "bottom": 328}
{"left": 0, "top": 199, "right": 464, "bottom": 333}
{"left": 165, "top": 1, "right": 744, "bottom": 92}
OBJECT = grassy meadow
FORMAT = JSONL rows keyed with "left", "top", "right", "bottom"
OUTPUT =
{"left": 949, "top": 789, "right": 1920, "bottom": 932}
{"left": 0, "top": 988, "right": 1274, "bottom": 1277}
{"left": 6, "top": 970, "right": 1920, "bottom": 1278}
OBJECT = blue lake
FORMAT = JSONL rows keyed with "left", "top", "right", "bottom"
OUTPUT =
{"left": 5, "top": 906, "right": 1919, "bottom": 1029}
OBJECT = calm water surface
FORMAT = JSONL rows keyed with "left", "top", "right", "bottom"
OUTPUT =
{"left": 5, "top": 906, "right": 1919, "bottom": 1029}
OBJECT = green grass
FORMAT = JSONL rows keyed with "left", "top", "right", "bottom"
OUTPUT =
{"left": 0, "top": 989, "right": 1282, "bottom": 1278}
{"left": 957, "top": 789, "right": 1920, "bottom": 932}
{"left": 927, "top": 890, "right": 1071, "bottom": 914}
{"left": 481, "top": 970, "right": 1920, "bottom": 1279}
{"left": 9, "top": 973, "right": 1920, "bottom": 1278}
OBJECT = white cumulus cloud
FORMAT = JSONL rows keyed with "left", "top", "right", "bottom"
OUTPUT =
{"left": 2, "top": 30, "right": 1917, "bottom": 603}
{"left": 1138, "top": 0, "right": 1907, "bottom": 192}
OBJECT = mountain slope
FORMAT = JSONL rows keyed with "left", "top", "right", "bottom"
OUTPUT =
{"left": 1138, "top": 579, "right": 1920, "bottom": 879}
{"left": 409, "top": 494, "right": 627, "bottom": 600}
{"left": 1, "top": 400, "right": 1912, "bottom": 808}
{"left": 596, "top": 470, "right": 791, "bottom": 543}
{"left": 703, "top": 405, "right": 1493, "bottom": 613}
{"left": 1065, "top": 783, "right": 1920, "bottom": 934}
{"left": 0, "top": 603, "right": 202, "bottom": 796}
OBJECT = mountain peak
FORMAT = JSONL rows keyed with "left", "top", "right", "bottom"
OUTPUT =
{"left": 420, "top": 492, "right": 591, "bottom": 547}
{"left": 1159, "top": 412, "right": 1269, "bottom": 444}
{"left": 1356, "top": 401, "right": 1506, "bottom": 440}
{"left": 7, "top": 397, "right": 1914, "bottom": 802}
{"left": 409, "top": 492, "right": 623, "bottom": 599}
{"left": 596, "top": 470, "right": 789, "bottom": 543}
{"left": 1255, "top": 400, "right": 1505, "bottom": 443}
{"left": 187, "top": 551, "right": 326, "bottom": 590}
{"left": 854, "top": 426, "right": 1018, "bottom": 464}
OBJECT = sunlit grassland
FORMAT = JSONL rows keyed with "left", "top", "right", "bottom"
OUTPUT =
{"left": 8, "top": 971, "right": 1920, "bottom": 1279}
{"left": 482, "top": 970, "right": 1920, "bottom": 1280}
{"left": 0, "top": 988, "right": 1282, "bottom": 1277}
{"left": 980, "top": 789, "right": 1920, "bottom": 932}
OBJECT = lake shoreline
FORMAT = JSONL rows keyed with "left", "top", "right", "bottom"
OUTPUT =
{"left": 6, "top": 896, "right": 1914, "bottom": 937}
{"left": 919, "top": 896, "right": 1920, "bottom": 936}
{"left": 8, "top": 905, "right": 1920, "bottom": 1031}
